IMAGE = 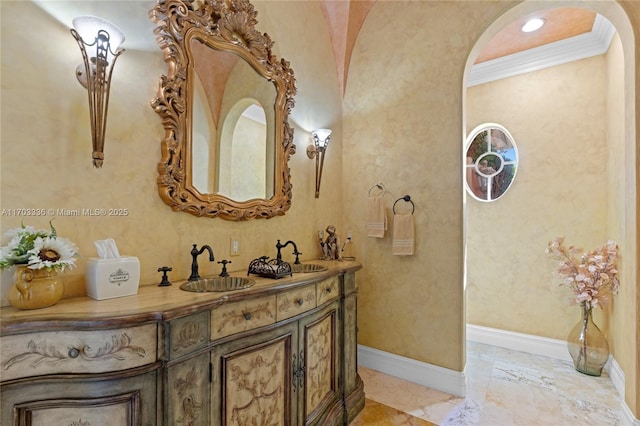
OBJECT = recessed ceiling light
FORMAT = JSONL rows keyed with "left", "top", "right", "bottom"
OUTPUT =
{"left": 522, "top": 18, "right": 545, "bottom": 33}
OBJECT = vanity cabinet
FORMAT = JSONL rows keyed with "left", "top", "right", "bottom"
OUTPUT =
{"left": 1, "top": 263, "right": 364, "bottom": 426}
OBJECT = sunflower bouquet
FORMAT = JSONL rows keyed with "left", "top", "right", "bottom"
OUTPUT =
{"left": 0, "top": 222, "right": 79, "bottom": 272}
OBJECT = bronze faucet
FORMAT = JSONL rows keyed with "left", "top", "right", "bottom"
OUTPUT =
{"left": 276, "top": 240, "right": 301, "bottom": 264}
{"left": 189, "top": 244, "right": 215, "bottom": 281}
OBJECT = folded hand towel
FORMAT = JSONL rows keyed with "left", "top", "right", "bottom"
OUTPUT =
{"left": 366, "top": 195, "right": 387, "bottom": 238}
{"left": 392, "top": 213, "right": 414, "bottom": 255}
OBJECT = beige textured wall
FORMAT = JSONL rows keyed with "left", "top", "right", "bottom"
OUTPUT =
{"left": 607, "top": 32, "right": 638, "bottom": 416}
{"left": 466, "top": 55, "right": 609, "bottom": 338}
{"left": 343, "top": 0, "right": 508, "bottom": 372}
{"left": 614, "top": 1, "right": 640, "bottom": 413}
{"left": 0, "top": 1, "right": 343, "bottom": 302}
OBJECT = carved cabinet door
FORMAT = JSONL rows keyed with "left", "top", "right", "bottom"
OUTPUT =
{"left": 211, "top": 321, "right": 298, "bottom": 425}
{"left": 166, "top": 352, "right": 211, "bottom": 426}
{"left": 299, "top": 302, "right": 341, "bottom": 426}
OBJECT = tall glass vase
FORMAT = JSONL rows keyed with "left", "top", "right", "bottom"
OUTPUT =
{"left": 567, "top": 303, "right": 609, "bottom": 376}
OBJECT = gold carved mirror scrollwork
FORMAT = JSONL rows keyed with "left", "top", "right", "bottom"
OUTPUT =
{"left": 150, "top": 0, "right": 297, "bottom": 220}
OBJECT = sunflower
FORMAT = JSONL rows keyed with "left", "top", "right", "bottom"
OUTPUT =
{"left": 0, "top": 222, "right": 79, "bottom": 272}
{"left": 27, "top": 236, "right": 79, "bottom": 272}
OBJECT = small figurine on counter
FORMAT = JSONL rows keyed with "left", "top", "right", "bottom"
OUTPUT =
{"left": 320, "top": 225, "right": 342, "bottom": 261}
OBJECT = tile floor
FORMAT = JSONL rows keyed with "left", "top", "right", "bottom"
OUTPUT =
{"left": 358, "top": 341, "right": 627, "bottom": 425}
{"left": 351, "top": 399, "right": 436, "bottom": 426}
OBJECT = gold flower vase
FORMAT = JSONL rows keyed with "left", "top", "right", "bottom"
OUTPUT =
{"left": 567, "top": 303, "right": 609, "bottom": 376}
{"left": 8, "top": 266, "right": 64, "bottom": 310}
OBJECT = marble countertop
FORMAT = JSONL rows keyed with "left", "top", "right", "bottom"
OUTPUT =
{"left": 0, "top": 260, "right": 361, "bottom": 335}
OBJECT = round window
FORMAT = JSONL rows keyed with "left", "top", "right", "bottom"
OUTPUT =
{"left": 464, "top": 123, "right": 518, "bottom": 202}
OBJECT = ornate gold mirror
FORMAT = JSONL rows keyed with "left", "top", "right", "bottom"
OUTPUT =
{"left": 150, "top": 0, "right": 297, "bottom": 220}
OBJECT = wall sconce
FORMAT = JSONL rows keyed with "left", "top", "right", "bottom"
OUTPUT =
{"left": 307, "top": 129, "right": 332, "bottom": 198}
{"left": 70, "top": 16, "right": 125, "bottom": 168}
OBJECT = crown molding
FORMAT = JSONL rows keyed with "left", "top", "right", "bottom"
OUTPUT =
{"left": 467, "top": 14, "right": 616, "bottom": 87}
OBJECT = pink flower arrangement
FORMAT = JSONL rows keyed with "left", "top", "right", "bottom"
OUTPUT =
{"left": 545, "top": 237, "right": 620, "bottom": 310}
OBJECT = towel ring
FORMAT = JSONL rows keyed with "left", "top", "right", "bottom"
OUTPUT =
{"left": 368, "top": 183, "right": 386, "bottom": 197}
{"left": 393, "top": 195, "right": 415, "bottom": 214}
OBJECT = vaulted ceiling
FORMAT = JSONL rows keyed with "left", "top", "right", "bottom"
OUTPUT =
{"left": 319, "top": 3, "right": 614, "bottom": 92}
{"left": 318, "top": 0, "right": 376, "bottom": 97}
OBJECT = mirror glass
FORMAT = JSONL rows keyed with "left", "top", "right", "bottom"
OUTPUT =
{"left": 218, "top": 103, "right": 269, "bottom": 199}
{"left": 465, "top": 124, "right": 518, "bottom": 202}
{"left": 189, "top": 37, "right": 276, "bottom": 201}
{"left": 151, "top": 0, "right": 297, "bottom": 220}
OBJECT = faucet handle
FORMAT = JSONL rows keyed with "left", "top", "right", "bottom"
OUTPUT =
{"left": 218, "top": 260, "right": 231, "bottom": 277}
{"left": 157, "top": 266, "right": 173, "bottom": 287}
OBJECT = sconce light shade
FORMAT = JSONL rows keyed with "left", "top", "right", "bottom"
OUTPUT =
{"left": 70, "top": 16, "right": 125, "bottom": 168}
{"left": 72, "top": 16, "right": 125, "bottom": 54}
{"left": 307, "top": 129, "right": 332, "bottom": 198}
{"left": 313, "top": 129, "right": 332, "bottom": 148}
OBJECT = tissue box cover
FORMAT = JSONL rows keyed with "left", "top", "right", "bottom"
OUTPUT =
{"left": 86, "top": 257, "right": 140, "bottom": 300}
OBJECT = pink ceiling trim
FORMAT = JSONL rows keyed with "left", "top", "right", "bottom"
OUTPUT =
{"left": 320, "top": 0, "right": 377, "bottom": 97}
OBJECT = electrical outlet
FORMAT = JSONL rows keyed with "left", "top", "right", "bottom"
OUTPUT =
{"left": 230, "top": 237, "right": 240, "bottom": 256}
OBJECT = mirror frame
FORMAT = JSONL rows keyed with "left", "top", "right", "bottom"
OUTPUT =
{"left": 150, "top": 0, "right": 297, "bottom": 220}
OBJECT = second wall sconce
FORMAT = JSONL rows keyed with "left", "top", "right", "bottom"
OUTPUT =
{"left": 70, "top": 16, "right": 125, "bottom": 168}
{"left": 307, "top": 129, "right": 332, "bottom": 198}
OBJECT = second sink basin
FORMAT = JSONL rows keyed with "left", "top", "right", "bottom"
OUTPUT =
{"left": 291, "top": 263, "right": 328, "bottom": 273}
{"left": 180, "top": 276, "right": 256, "bottom": 292}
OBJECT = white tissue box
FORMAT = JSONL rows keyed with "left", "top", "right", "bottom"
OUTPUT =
{"left": 86, "top": 257, "right": 140, "bottom": 300}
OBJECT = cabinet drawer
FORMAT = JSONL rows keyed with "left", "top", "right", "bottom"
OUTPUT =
{"left": 316, "top": 276, "right": 340, "bottom": 306}
{"left": 1, "top": 323, "right": 157, "bottom": 382}
{"left": 276, "top": 284, "right": 316, "bottom": 321}
{"left": 167, "top": 311, "right": 209, "bottom": 360}
{"left": 211, "top": 295, "right": 276, "bottom": 340}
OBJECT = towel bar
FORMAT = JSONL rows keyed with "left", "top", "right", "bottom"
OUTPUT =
{"left": 393, "top": 195, "right": 415, "bottom": 214}
{"left": 368, "top": 182, "right": 386, "bottom": 197}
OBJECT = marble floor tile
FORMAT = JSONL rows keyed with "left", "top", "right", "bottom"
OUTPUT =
{"left": 357, "top": 342, "right": 628, "bottom": 425}
{"left": 481, "top": 370, "right": 564, "bottom": 425}
{"left": 351, "top": 399, "right": 436, "bottom": 426}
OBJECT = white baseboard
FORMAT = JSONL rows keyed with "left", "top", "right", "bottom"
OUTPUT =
{"left": 466, "top": 323, "right": 572, "bottom": 362}
{"left": 357, "top": 344, "right": 466, "bottom": 397}
{"left": 622, "top": 402, "right": 640, "bottom": 426}
{"left": 607, "top": 356, "right": 640, "bottom": 426}
{"left": 467, "top": 324, "right": 639, "bottom": 425}
{"left": 607, "top": 355, "right": 626, "bottom": 400}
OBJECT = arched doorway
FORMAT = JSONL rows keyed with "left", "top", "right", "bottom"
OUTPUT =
{"left": 462, "top": 0, "right": 636, "bottom": 417}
